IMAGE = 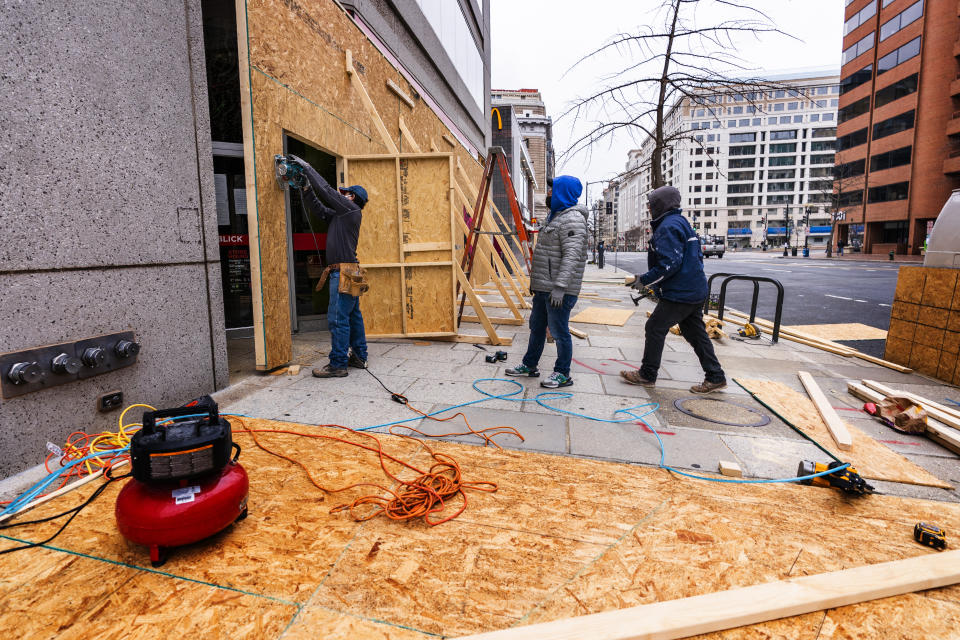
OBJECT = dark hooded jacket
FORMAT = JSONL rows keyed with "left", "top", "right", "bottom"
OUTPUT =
{"left": 637, "top": 186, "right": 708, "bottom": 304}
{"left": 292, "top": 155, "right": 363, "bottom": 265}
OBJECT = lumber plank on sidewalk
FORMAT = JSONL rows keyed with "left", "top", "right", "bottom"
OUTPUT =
{"left": 798, "top": 371, "right": 853, "bottom": 451}
{"left": 570, "top": 307, "right": 635, "bottom": 326}
{"left": 455, "top": 551, "right": 960, "bottom": 640}
{"left": 857, "top": 380, "right": 960, "bottom": 456}
{"left": 738, "top": 379, "right": 950, "bottom": 488}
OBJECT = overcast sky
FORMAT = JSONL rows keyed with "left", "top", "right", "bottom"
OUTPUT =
{"left": 489, "top": 0, "right": 844, "bottom": 200}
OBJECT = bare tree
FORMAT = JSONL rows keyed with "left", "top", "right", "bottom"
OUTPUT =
{"left": 560, "top": 0, "right": 793, "bottom": 189}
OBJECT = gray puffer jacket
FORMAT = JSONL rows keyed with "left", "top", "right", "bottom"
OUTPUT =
{"left": 529, "top": 205, "right": 590, "bottom": 296}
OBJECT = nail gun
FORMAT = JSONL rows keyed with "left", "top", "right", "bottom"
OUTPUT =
{"left": 797, "top": 460, "right": 874, "bottom": 495}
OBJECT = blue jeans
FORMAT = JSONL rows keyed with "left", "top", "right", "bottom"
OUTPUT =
{"left": 327, "top": 271, "right": 367, "bottom": 369}
{"left": 522, "top": 291, "right": 578, "bottom": 376}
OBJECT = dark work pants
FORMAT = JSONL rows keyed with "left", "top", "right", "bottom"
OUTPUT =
{"left": 597, "top": 251, "right": 604, "bottom": 269}
{"left": 641, "top": 299, "right": 725, "bottom": 383}
{"left": 522, "top": 291, "right": 578, "bottom": 376}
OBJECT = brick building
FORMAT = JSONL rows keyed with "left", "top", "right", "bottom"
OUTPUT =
{"left": 836, "top": 0, "right": 960, "bottom": 255}
{"left": 491, "top": 89, "right": 554, "bottom": 221}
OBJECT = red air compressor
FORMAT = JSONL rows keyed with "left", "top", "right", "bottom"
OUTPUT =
{"left": 115, "top": 397, "right": 248, "bottom": 566}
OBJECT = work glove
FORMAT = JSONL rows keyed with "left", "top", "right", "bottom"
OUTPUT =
{"left": 550, "top": 288, "right": 565, "bottom": 308}
{"left": 625, "top": 274, "right": 644, "bottom": 290}
{"left": 287, "top": 154, "right": 323, "bottom": 192}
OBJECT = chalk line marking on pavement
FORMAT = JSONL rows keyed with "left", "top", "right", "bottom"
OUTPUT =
{"left": 879, "top": 303, "right": 891, "bottom": 307}
{"left": 762, "top": 268, "right": 793, "bottom": 273}
{"left": 826, "top": 294, "right": 854, "bottom": 301}
{"left": 855, "top": 299, "right": 869, "bottom": 303}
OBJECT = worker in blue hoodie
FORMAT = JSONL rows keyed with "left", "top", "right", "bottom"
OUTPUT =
{"left": 621, "top": 185, "right": 726, "bottom": 394}
{"left": 506, "top": 176, "right": 589, "bottom": 388}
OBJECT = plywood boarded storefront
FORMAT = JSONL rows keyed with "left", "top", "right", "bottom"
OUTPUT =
{"left": 236, "top": 0, "right": 481, "bottom": 370}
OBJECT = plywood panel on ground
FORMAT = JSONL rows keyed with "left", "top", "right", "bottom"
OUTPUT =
{"left": 3, "top": 417, "right": 959, "bottom": 638}
{"left": 787, "top": 323, "right": 889, "bottom": 341}
{"left": 737, "top": 378, "right": 951, "bottom": 488}
{"left": 571, "top": 307, "right": 635, "bottom": 326}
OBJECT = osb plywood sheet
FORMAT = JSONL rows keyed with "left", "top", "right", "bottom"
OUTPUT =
{"left": 240, "top": 0, "right": 484, "bottom": 367}
{"left": 4, "top": 417, "right": 960, "bottom": 639}
{"left": 787, "top": 323, "right": 888, "bottom": 341}
{"left": 737, "top": 379, "right": 951, "bottom": 489}
{"left": 361, "top": 268, "right": 404, "bottom": 335}
{"left": 401, "top": 156, "right": 452, "bottom": 246}
{"left": 570, "top": 307, "right": 635, "bottom": 326}
{"left": 0, "top": 548, "right": 296, "bottom": 639}
{"left": 404, "top": 266, "right": 455, "bottom": 334}
{"left": 351, "top": 157, "right": 401, "bottom": 265}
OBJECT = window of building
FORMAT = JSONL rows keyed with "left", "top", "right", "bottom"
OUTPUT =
{"left": 844, "top": 1, "right": 876, "bottom": 35}
{"left": 694, "top": 172, "right": 703, "bottom": 180}
{"left": 838, "top": 127, "right": 868, "bottom": 150}
{"left": 768, "top": 169, "right": 796, "bottom": 180}
{"left": 770, "top": 143, "right": 797, "bottom": 153}
{"left": 770, "top": 130, "right": 798, "bottom": 141}
{"left": 730, "top": 132, "right": 756, "bottom": 143}
{"left": 835, "top": 158, "right": 866, "bottom": 178}
{"left": 837, "top": 189, "right": 863, "bottom": 206}
{"left": 868, "top": 181, "right": 909, "bottom": 202}
{"left": 706, "top": 172, "right": 715, "bottom": 179}
{"left": 707, "top": 134, "right": 716, "bottom": 142}
{"left": 874, "top": 73, "right": 918, "bottom": 108}
{"left": 840, "top": 64, "right": 873, "bottom": 95}
{"left": 729, "top": 145, "right": 756, "bottom": 156}
{"left": 767, "top": 117, "right": 778, "bottom": 125}
{"left": 793, "top": 115, "right": 804, "bottom": 123}
{"left": 810, "top": 166, "right": 836, "bottom": 178}
{"left": 752, "top": 118, "right": 762, "bottom": 126}
{"left": 774, "top": 103, "right": 785, "bottom": 112}
{"left": 768, "top": 156, "right": 796, "bottom": 166}
{"left": 811, "top": 113, "right": 820, "bottom": 122}
{"left": 729, "top": 158, "right": 756, "bottom": 168}
{"left": 842, "top": 32, "right": 875, "bottom": 65}
{"left": 738, "top": 118, "right": 750, "bottom": 126}
{"left": 877, "top": 36, "right": 921, "bottom": 74}
{"left": 732, "top": 106, "right": 743, "bottom": 114}
{"left": 768, "top": 182, "right": 795, "bottom": 192}
{"left": 822, "top": 113, "right": 835, "bottom": 121}
{"left": 880, "top": 1, "right": 923, "bottom": 42}
{"left": 775, "top": 90, "right": 786, "bottom": 98}
{"left": 810, "top": 140, "right": 836, "bottom": 152}
{"left": 728, "top": 196, "right": 754, "bottom": 206}
{"left": 873, "top": 109, "right": 915, "bottom": 139}
{"left": 838, "top": 95, "right": 871, "bottom": 123}
{"left": 788, "top": 102, "right": 799, "bottom": 111}
{"left": 810, "top": 154, "right": 835, "bottom": 164}
{"left": 728, "top": 119, "right": 737, "bottom": 127}
{"left": 870, "top": 146, "right": 912, "bottom": 171}
{"left": 778, "top": 116, "right": 791, "bottom": 124}
{"left": 766, "top": 194, "right": 794, "bottom": 204}
{"left": 729, "top": 171, "right": 755, "bottom": 181}
{"left": 705, "top": 185, "right": 714, "bottom": 192}
{"left": 693, "top": 185, "right": 702, "bottom": 193}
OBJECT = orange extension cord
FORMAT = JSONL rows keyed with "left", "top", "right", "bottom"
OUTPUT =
{"left": 231, "top": 405, "right": 523, "bottom": 526}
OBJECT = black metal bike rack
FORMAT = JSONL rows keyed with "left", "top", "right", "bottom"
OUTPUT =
{"left": 703, "top": 274, "right": 785, "bottom": 342}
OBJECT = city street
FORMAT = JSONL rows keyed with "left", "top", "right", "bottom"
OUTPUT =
{"left": 596, "top": 250, "right": 900, "bottom": 356}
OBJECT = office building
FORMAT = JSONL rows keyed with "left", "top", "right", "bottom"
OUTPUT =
{"left": 491, "top": 89, "right": 555, "bottom": 220}
{"left": 836, "top": 0, "right": 958, "bottom": 255}
{"left": 618, "top": 69, "right": 840, "bottom": 251}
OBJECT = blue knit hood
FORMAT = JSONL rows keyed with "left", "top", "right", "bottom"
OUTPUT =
{"left": 550, "top": 175, "right": 583, "bottom": 216}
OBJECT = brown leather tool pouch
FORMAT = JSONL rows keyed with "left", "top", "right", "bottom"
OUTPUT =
{"left": 338, "top": 263, "right": 369, "bottom": 297}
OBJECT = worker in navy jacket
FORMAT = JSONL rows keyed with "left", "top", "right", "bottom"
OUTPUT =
{"left": 621, "top": 185, "right": 726, "bottom": 394}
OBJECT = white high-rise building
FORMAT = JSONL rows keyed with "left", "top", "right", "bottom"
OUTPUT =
{"left": 618, "top": 68, "right": 841, "bottom": 251}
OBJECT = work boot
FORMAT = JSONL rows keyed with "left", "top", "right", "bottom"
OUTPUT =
{"left": 505, "top": 363, "right": 540, "bottom": 377}
{"left": 541, "top": 371, "right": 573, "bottom": 389}
{"left": 313, "top": 364, "right": 347, "bottom": 378}
{"left": 690, "top": 379, "right": 727, "bottom": 394}
{"left": 347, "top": 351, "right": 367, "bottom": 369}
{"left": 620, "top": 370, "right": 655, "bottom": 387}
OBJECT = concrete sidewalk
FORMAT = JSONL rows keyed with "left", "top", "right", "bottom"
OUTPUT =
{"left": 218, "top": 264, "right": 960, "bottom": 503}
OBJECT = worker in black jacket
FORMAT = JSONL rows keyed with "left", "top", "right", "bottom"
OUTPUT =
{"left": 289, "top": 155, "right": 369, "bottom": 378}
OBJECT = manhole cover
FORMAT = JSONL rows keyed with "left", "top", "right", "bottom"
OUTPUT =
{"left": 673, "top": 397, "right": 770, "bottom": 427}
